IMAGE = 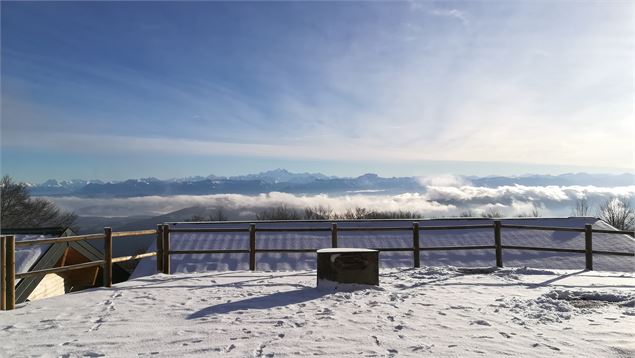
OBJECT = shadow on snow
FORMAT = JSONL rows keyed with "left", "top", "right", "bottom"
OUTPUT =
{"left": 187, "top": 287, "right": 332, "bottom": 319}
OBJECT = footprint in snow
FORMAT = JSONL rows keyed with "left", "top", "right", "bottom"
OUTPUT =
{"left": 371, "top": 335, "right": 381, "bottom": 346}
{"left": 470, "top": 320, "right": 491, "bottom": 326}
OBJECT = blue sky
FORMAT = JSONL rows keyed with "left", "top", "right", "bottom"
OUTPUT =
{"left": 1, "top": 1, "right": 633, "bottom": 182}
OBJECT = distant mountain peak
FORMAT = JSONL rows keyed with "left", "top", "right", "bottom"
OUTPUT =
{"left": 229, "top": 169, "right": 333, "bottom": 184}
{"left": 25, "top": 171, "right": 635, "bottom": 198}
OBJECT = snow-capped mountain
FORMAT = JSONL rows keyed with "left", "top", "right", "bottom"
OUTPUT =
{"left": 27, "top": 171, "right": 635, "bottom": 198}
{"left": 228, "top": 168, "right": 335, "bottom": 184}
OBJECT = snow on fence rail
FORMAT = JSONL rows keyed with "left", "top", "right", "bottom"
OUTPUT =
{"left": 1, "top": 221, "right": 634, "bottom": 311}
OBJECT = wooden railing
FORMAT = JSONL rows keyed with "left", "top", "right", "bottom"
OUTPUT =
{"left": 159, "top": 221, "right": 634, "bottom": 274}
{"left": 2, "top": 220, "right": 634, "bottom": 311}
{"left": 1, "top": 227, "right": 161, "bottom": 310}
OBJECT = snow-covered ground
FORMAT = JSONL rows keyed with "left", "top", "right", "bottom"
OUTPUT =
{"left": 1, "top": 267, "right": 633, "bottom": 357}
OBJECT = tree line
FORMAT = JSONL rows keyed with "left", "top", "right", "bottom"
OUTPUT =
{"left": 187, "top": 200, "right": 634, "bottom": 231}
{"left": 1, "top": 176, "right": 77, "bottom": 229}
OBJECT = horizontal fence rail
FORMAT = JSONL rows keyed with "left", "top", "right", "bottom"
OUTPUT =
{"left": 419, "top": 224, "right": 495, "bottom": 230}
{"left": 2, "top": 220, "right": 634, "bottom": 311}
{"left": 500, "top": 224, "right": 587, "bottom": 232}
{"left": 111, "top": 252, "right": 158, "bottom": 264}
{"left": 15, "top": 261, "right": 106, "bottom": 279}
{"left": 502, "top": 245, "right": 634, "bottom": 256}
{"left": 423, "top": 245, "right": 496, "bottom": 251}
{"left": 590, "top": 228, "right": 635, "bottom": 235}
{"left": 170, "top": 227, "right": 249, "bottom": 233}
{"left": 15, "top": 233, "right": 105, "bottom": 247}
{"left": 111, "top": 229, "right": 158, "bottom": 238}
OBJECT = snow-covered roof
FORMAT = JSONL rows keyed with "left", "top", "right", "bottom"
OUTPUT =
{"left": 13, "top": 235, "right": 54, "bottom": 283}
{"left": 131, "top": 217, "right": 634, "bottom": 278}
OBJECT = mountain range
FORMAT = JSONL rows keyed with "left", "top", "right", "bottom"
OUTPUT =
{"left": 29, "top": 169, "right": 635, "bottom": 198}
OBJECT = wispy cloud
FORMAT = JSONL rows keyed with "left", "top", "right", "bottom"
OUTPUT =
{"left": 2, "top": 2, "right": 633, "bottom": 178}
{"left": 428, "top": 8, "right": 469, "bottom": 26}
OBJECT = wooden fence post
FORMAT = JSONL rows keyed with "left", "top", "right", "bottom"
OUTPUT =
{"left": 413, "top": 222, "right": 420, "bottom": 268}
{"left": 103, "top": 228, "right": 113, "bottom": 288}
{"left": 156, "top": 225, "right": 164, "bottom": 273}
{"left": 494, "top": 220, "right": 503, "bottom": 268}
{"left": 6, "top": 236, "right": 15, "bottom": 310}
{"left": 1, "top": 236, "right": 6, "bottom": 310}
{"left": 249, "top": 224, "right": 256, "bottom": 271}
{"left": 331, "top": 223, "right": 338, "bottom": 248}
{"left": 162, "top": 224, "right": 170, "bottom": 274}
{"left": 585, "top": 224, "right": 593, "bottom": 270}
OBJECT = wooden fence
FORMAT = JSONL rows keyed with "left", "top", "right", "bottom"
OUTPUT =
{"left": 2, "top": 221, "right": 634, "bottom": 310}
{"left": 1, "top": 226, "right": 162, "bottom": 310}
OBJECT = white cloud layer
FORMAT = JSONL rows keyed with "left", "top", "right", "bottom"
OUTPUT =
{"left": 45, "top": 185, "right": 635, "bottom": 218}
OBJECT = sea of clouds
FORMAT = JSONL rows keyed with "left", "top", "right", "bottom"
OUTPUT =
{"left": 45, "top": 183, "right": 635, "bottom": 219}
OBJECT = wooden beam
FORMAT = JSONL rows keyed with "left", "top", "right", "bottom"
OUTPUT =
{"left": 499, "top": 224, "right": 585, "bottom": 233}
{"left": 494, "top": 220, "right": 503, "bottom": 268}
{"left": 419, "top": 224, "right": 494, "bottom": 231}
{"left": 91, "top": 266, "right": 100, "bottom": 287}
{"left": 1, "top": 236, "right": 6, "bottom": 310}
{"left": 169, "top": 228, "right": 248, "bottom": 233}
{"left": 156, "top": 224, "right": 163, "bottom": 273}
{"left": 331, "top": 223, "right": 338, "bottom": 248}
{"left": 585, "top": 224, "right": 593, "bottom": 270}
{"left": 591, "top": 228, "right": 635, "bottom": 235}
{"left": 6, "top": 236, "right": 16, "bottom": 310}
{"left": 111, "top": 229, "right": 158, "bottom": 238}
{"left": 413, "top": 222, "right": 420, "bottom": 268}
{"left": 15, "top": 260, "right": 106, "bottom": 279}
{"left": 421, "top": 245, "right": 495, "bottom": 251}
{"left": 249, "top": 224, "right": 256, "bottom": 271}
{"left": 15, "top": 233, "right": 105, "bottom": 247}
{"left": 162, "top": 224, "right": 170, "bottom": 274}
{"left": 337, "top": 227, "right": 411, "bottom": 232}
{"left": 60, "top": 245, "right": 70, "bottom": 267}
{"left": 502, "top": 245, "right": 585, "bottom": 254}
{"left": 255, "top": 227, "right": 331, "bottom": 232}
{"left": 103, "top": 227, "right": 112, "bottom": 288}
{"left": 169, "top": 249, "right": 249, "bottom": 255}
{"left": 112, "top": 252, "right": 157, "bottom": 264}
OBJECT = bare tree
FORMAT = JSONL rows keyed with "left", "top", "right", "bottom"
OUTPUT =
{"left": 481, "top": 207, "right": 503, "bottom": 218}
{"left": 331, "top": 207, "right": 420, "bottom": 220}
{"left": 303, "top": 206, "right": 333, "bottom": 220}
{"left": 256, "top": 205, "right": 301, "bottom": 220}
{"left": 185, "top": 208, "right": 228, "bottom": 222}
{"left": 571, "top": 198, "right": 590, "bottom": 216}
{"left": 598, "top": 197, "right": 635, "bottom": 230}
{"left": 185, "top": 214, "right": 207, "bottom": 222}
{"left": 517, "top": 203, "right": 541, "bottom": 218}
{"left": 209, "top": 208, "right": 228, "bottom": 221}
{"left": 1, "top": 175, "right": 77, "bottom": 228}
